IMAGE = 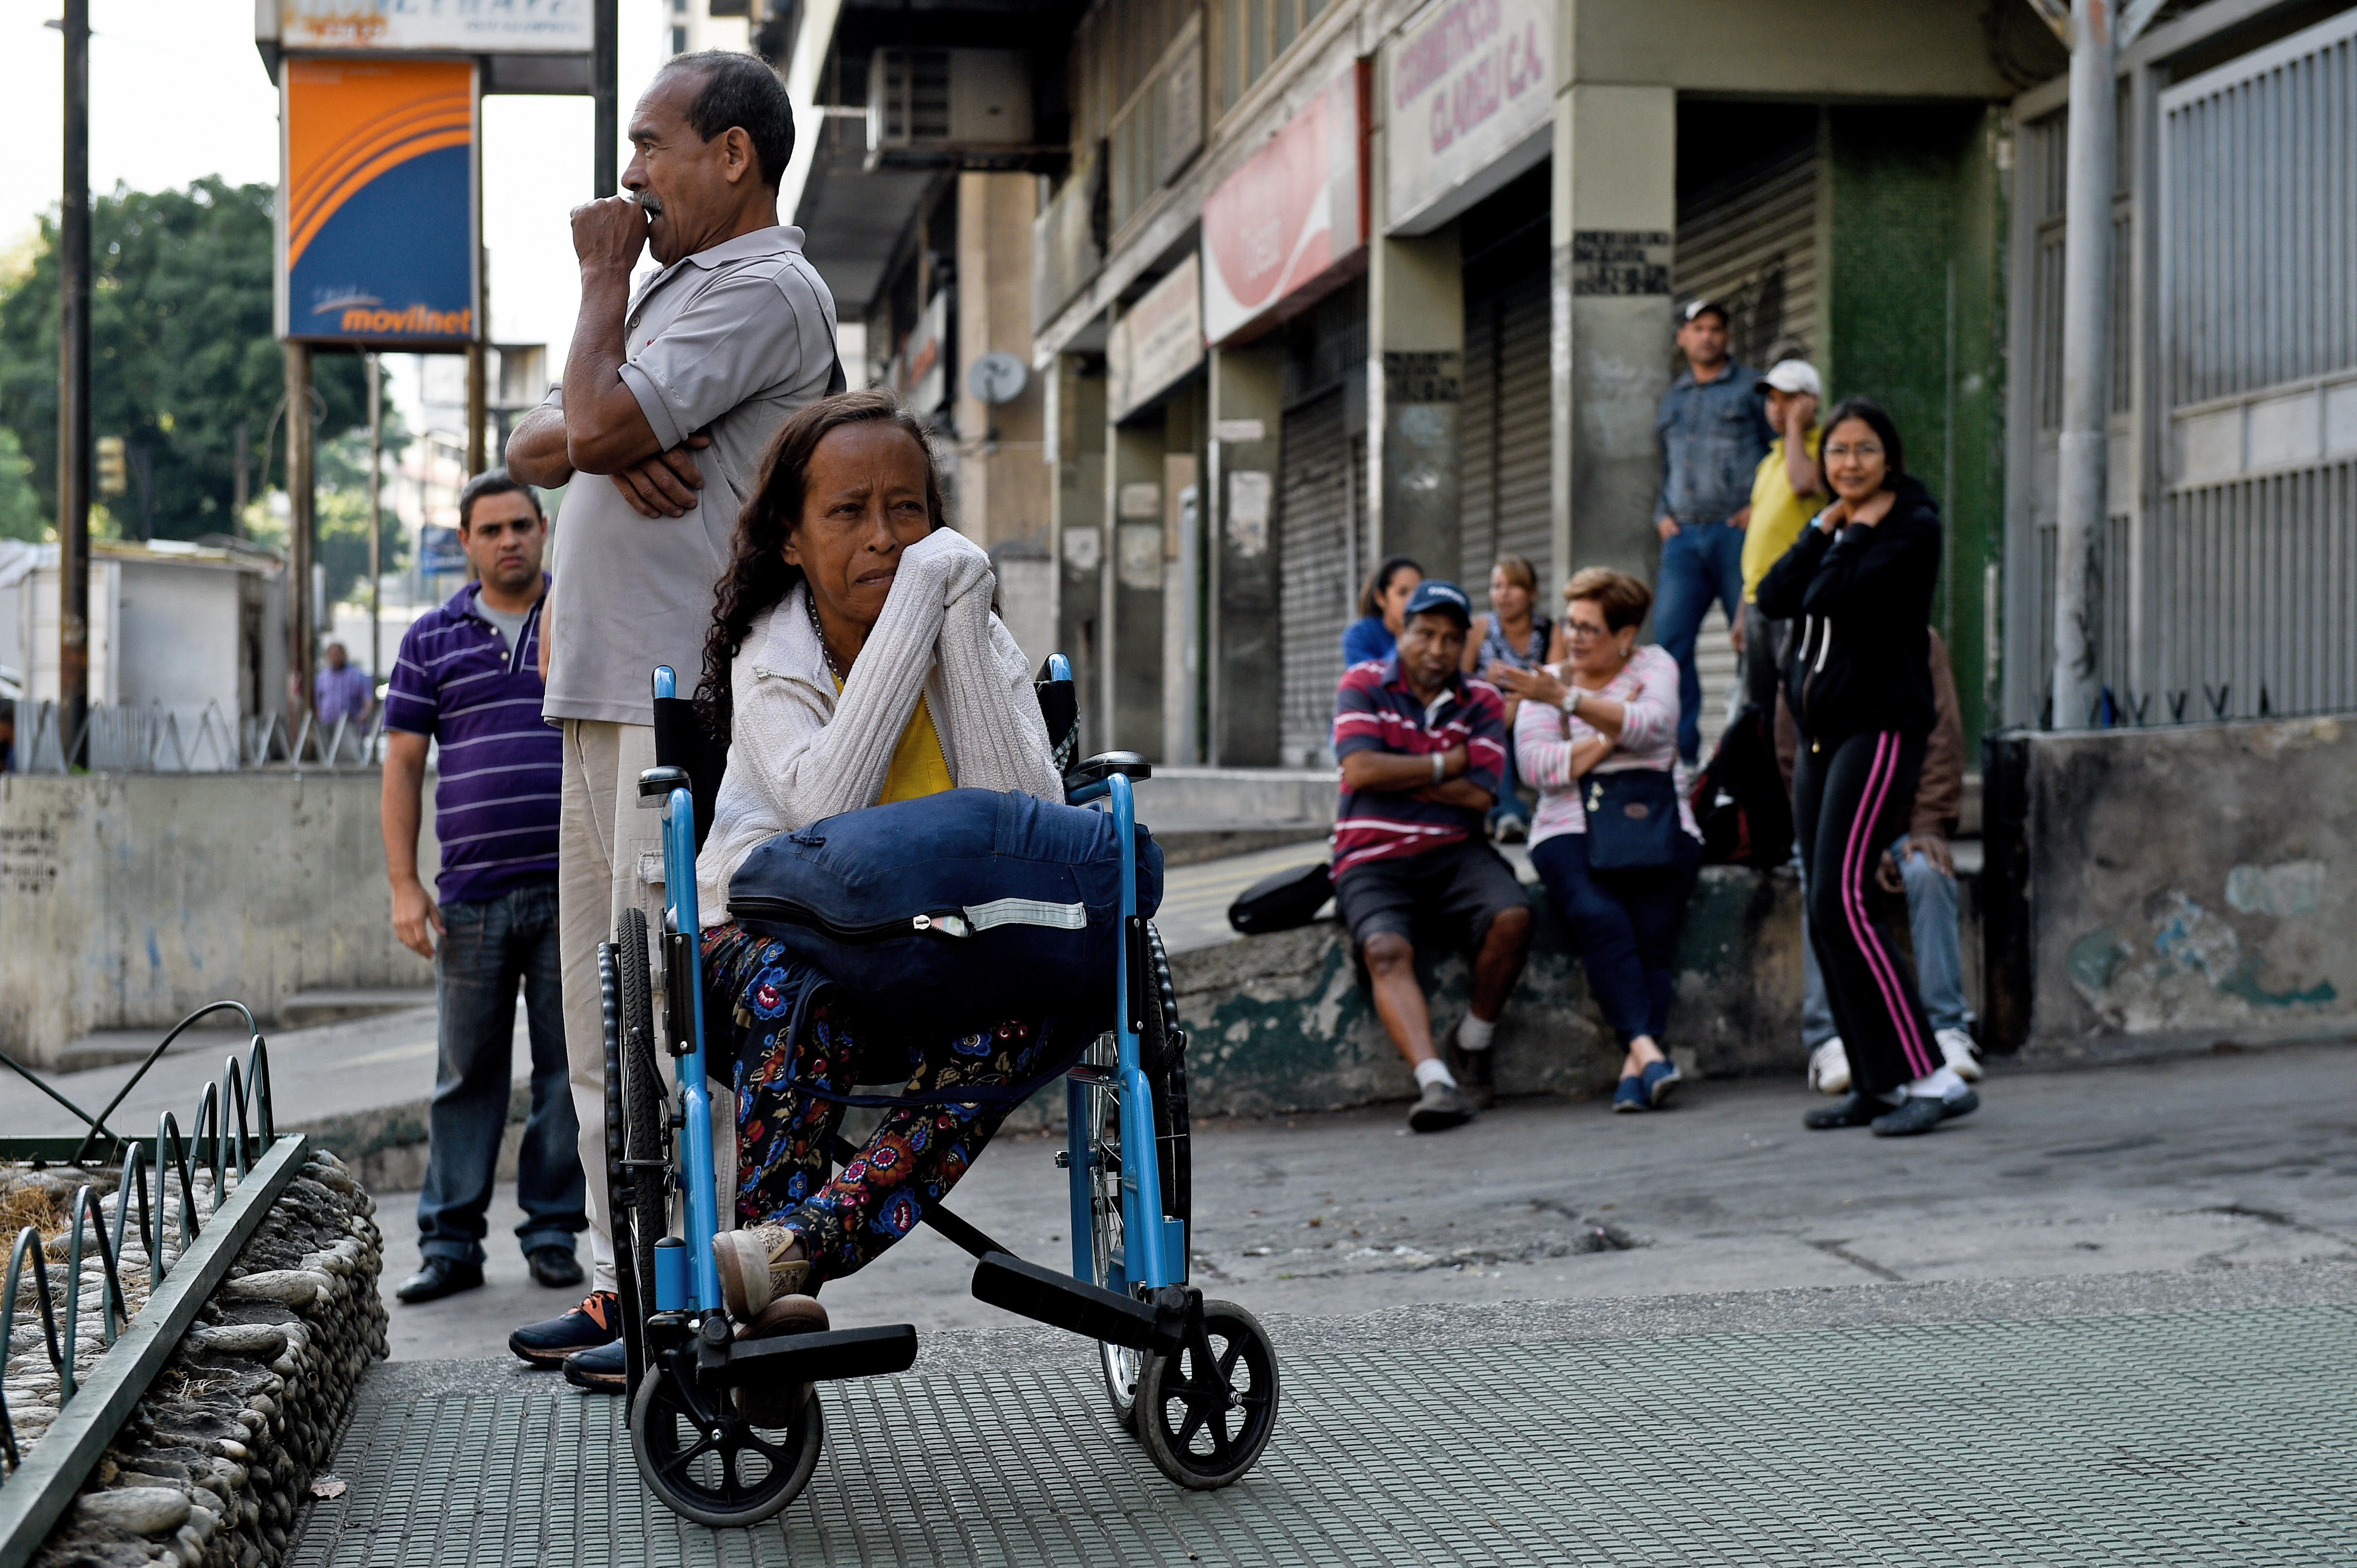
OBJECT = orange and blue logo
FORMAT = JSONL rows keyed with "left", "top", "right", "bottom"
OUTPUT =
{"left": 282, "top": 57, "right": 476, "bottom": 345}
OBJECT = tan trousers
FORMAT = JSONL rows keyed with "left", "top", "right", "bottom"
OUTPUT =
{"left": 558, "top": 720, "right": 735, "bottom": 1297}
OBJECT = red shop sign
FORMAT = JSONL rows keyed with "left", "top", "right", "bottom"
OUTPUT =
{"left": 1200, "top": 64, "right": 1367, "bottom": 345}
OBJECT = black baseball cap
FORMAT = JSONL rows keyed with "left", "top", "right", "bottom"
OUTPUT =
{"left": 1403, "top": 579, "right": 1473, "bottom": 628}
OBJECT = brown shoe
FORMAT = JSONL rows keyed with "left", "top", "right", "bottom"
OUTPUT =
{"left": 711, "top": 1224, "right": 811, "bottom": 1319}
{"left": 733, "top": 1295, "right": 829, "bottom": 1426}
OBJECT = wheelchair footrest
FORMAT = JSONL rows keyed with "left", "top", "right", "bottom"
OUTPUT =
{"left": 971, "top": 1252, "right": 1187, "bottom": 1355}
{"left": 704, "top": 1323, "right": 919, "bottom": 1389}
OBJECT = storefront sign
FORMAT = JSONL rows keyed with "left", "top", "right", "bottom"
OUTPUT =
{"left": 1108, "top": 254, "right": 1204, "bottom": 420}
{"left": 1569, "top": 231, "right": 1673, "bottom": 296}
{"left": 1200, "top": 68, "right": 1367, "bottom": 346}
{"left": 899, "top": 290, "right": 949, "bottom": 412}
{"left": 277, "top": 0, "right": 592, "bottom": 53}
{"left": 1385, "top": 0, "right": 1552, "bottom": 234}
{"left": 278, "top": 57, "right": 478, "bottom": 346}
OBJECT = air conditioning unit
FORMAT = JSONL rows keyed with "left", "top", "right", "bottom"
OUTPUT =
{"left": 867, "top": 48, "right": 1033, "bottom": 157}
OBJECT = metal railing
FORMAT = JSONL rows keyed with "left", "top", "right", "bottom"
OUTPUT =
{"left": 10, "top": 700, "right": 386, "bottom": 774}
{"left": 0, "top": 1001, "right": 279, "bottom": 1477}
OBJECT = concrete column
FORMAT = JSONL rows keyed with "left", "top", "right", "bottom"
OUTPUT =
{"left": 1206, "top": 344, "right": 1283, "bottom": 766}
{"left": 1549, "top": 82, "right": 1677, "bottom": 593}
{"left": 1106, "top": 410, "right": 1167, "bottom": 756}
{"left": 1367, "top": 228, "right": 1463, "bottom": 581}
{"left": 1162, "top": 385, "right": 1205, "bottom": 766}
{"left": 953, "top": 173, "right": 1051, "bottom": 553}
{"left": 1051, "top": 354, "right": 1108, "bottom": 756}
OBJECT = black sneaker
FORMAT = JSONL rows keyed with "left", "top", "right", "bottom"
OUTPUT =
{"left": 508, "top": 1291, "right": 620, "bottom": 1368}
{"left": 526, "top": 1246, "right": 584, "bottom": 1288}
{"left": 1444, "top": 1033, "right": 1496, "bottom": 1108}
{"left": 1872, "top": 1089, "right": 1979, "bottom": 1138}
{"left": 396, "top": 1257, "right": 484, "bottom": 1304}
{"left": 1804, "top": 1091, "right": 1888, "bottom": 1130}
{"left": 1407, "top": 1080, "right": 1476, "bottom": 1133}
{"left": 562, "top": 1339, "right": 627, "bottom": 1393}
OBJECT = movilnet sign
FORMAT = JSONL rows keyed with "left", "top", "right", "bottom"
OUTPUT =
{"left": 1109, "top": 254, "right": 1204, "bottom": 420}
{"left": 1200, "top": 67, "right": 1367, "bottom": 346}
{"left": 277, "top": 0, "right": 591, "bottom": 53}
{"left": 278, "top": 57, "right": 479, "bottom": 347}
{"left": 1385, "top": 0, "right": 1551, "bottom": 234}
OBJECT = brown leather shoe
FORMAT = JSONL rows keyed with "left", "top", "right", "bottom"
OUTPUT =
{"left": 733, "top": 1294, "right": 829, "bottom": 1426}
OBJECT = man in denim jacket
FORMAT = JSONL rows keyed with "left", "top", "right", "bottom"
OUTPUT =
{"left": 1653, "top": 299, "right": 1774, "bottom": 762}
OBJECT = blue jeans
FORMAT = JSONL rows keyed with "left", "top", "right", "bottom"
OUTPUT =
{"left": 1530, "top": 831, "right": 1702, "bottom": 1047}
{"left": 416, "top": 881, "right": 587, "bottom": 1265}
{"left": 1655, "top": 521, "right": 1746, "bottom": 763}
{"left": 1801, "top": 837, "right": 1972, "bottom": 1051}
{"left": 1488, "top": 735, "right": 1531, "bottom": 829}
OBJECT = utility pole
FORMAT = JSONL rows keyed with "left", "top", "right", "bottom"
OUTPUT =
{"left": 57, "top": 0, "right": 91, "bottom": 756}
{"left": 367, "top": 352, "right": 383, "bottom": 691}
{"left": 594, "top": 0, "right": 620, "bottom": 197}
{"left": 2038, "top": 0, "right": 2163, "bottom": 728}
{"left": 286, "top": 343, "right": 316, "bottom": 736}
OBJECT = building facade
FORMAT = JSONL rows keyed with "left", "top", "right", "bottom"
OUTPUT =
{"left": 784, "top": 0, "right": 2356, "bottom": 763}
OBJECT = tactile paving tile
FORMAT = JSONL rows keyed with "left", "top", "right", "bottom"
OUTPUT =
{"left": 288, "top": 1304, "right": 2357, "bottom": 1567}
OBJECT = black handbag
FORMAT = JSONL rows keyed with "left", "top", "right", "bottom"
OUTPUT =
{"left": 1583, "top": 767, "right": 1684, "bottom": 871}
{"left": 1227, "top": 862, "right": 1334, "bottom": 935}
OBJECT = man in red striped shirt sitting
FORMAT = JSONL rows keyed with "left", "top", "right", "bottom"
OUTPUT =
{"left": 1332, "top": 579, "right": 1535, "bottom": 1132}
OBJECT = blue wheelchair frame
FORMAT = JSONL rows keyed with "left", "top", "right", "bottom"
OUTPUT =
{"left": 647, "top": 659, "right": 1180, "bottom": 1316}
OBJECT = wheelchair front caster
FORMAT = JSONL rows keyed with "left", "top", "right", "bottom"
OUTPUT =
{"left": 630, "top": 1350, "right": 824, "bottom": 1528}
{"left": 1134, "top": 1299, "right": 1279, "bottom": 1490}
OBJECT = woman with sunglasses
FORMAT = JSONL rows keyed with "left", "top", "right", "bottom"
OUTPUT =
{"left": 1755, "top": 396, "right": 1975, "bottom": 1136}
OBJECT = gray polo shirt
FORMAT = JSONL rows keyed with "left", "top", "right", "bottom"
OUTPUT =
{"left": 542, "top": 224, "right": 838, "bottom": 726}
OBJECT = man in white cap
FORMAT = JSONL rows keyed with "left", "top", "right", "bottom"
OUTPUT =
{"left": 1734, "top": 357, "right": 1825, "bottom": 713}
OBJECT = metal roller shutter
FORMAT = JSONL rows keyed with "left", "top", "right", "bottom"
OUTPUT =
{"left": 1460, "top": 269, "right": 1554, "bottom": 601}
{"left": 1277, "top": 387, "right": 1356, "bottom": 766}
{"left": 1675, "top": 139, "right": 1819, "bottom": 371}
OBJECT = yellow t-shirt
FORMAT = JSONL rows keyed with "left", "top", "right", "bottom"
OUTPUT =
{"left": 835, "top": 675, "right": 955, "bottom": 803}
{"left": 1740, "top": 426, "right": 1825, "bottom": 603}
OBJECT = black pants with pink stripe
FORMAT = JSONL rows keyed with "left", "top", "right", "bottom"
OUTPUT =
{"left": 1792, "top": 729, "right": 1938, "bottom": 1097}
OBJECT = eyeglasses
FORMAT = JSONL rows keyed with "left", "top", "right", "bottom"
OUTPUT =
{"left": 1824, "top": 441, "right": 1884, "bottom": 460}
{"left": 1564, "top": 623, "right": 1611, "bottom": 641}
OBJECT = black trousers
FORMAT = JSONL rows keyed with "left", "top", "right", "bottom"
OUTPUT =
{"left": 1792, "top": 730, "right": 1939, "bottom": 1097}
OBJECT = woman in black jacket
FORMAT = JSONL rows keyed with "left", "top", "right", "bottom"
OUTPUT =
{"left": 1755, "top": 397, "right": 1978, "bottom": 1136}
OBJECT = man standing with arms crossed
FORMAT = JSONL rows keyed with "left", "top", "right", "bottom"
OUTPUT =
{"left": 504, "top": 52, "right": 842, "bottom": 1391}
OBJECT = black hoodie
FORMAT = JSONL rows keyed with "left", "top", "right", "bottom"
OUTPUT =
{"left": 1753, "top": 472, "right": 1940, "bottom": 748}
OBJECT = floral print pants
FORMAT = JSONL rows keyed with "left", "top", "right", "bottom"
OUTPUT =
{"left": 702, "top": 924, "right": 1046, "bottom": 1289}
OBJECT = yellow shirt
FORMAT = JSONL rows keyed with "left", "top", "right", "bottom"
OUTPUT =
{"left": 1740, "top": 426, "right": 1825, "bottom": 603}
{"left": 836, "top": 675, "right": 955, "bottom": 803}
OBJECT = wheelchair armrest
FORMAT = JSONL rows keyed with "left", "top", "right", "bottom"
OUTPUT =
{"left": 1065, "top": 751, "right": 1152, "bottom": 792}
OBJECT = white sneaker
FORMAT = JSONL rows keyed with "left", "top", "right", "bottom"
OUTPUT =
{"left": 1807, "top": 1039, "right": 1851, "bottom": 1095}
{"left": 1936, "top": 1027, "right": 1982, "bottom": 1082}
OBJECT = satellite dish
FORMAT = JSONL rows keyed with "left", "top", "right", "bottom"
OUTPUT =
{"left": 967, "top": 350, "right": 1029, "bottom": 405}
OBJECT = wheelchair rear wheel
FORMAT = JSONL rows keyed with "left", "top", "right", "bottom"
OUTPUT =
{"left": 1082, "top": 922, "right": 1188, "bottom": 1434}
{"left": 599, "top": 943, "right": 645, "bottom": 1394}
{"left": 615, "top": 909, "right": 671, "bottom": 1319}
{"left": 1135, "top": 1299, "right": 1280, "bottom": 1490}
{"left": 630, "top": 1351, "right": 824, "bottom": 1528}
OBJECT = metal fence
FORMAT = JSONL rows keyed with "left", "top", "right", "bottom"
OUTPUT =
{"left": 10, "top": 699, "right": 387, "bottom": 774}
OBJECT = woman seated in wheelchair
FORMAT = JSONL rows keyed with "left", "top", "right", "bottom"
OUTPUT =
{"left": 691, "top": 389, "right": 1064, "bottom": 1340}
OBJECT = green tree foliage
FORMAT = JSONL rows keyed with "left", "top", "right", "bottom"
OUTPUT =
{"left": 0, "top": 178, "right": 395, "bottom": 541}
{"left": 0, "top": 427, "right": 43, "bottom": 541}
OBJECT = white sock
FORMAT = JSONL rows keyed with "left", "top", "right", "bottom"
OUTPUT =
{"left": 1904, "top": 1065, "right": 1967, "bottom": 1101}
{"left": 1414, "top": 1057, "right": 1458, "bottom": 1090}
{"left": 1456, "top": 1015, "right": 1496, "bottom": 1052}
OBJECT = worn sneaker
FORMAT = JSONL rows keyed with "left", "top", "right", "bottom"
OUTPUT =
{"left": 1444, "top": 1033, "right": 1496, "bottom": 1109}
{"left": 508, "top": 1291, "right": 620, "bottom": 1368}
{"left": 1808, "top": 1039, "right": 1852, "bottom": 1095}
{"left": 711, "top": 1224, "right": 813, "bottom": 1320}
{"left": 561, "top": 1339, "right": 626, "bottom": 1393}
{"left": 1935, "top": 1027, "right": 1982, "bottom": 1082}
{"left": 1803, "top": 1091, "right": 1887, "bottom": 1130}
{"left": 1407, "top": 1079, "right": 1476, "bottom": 1133}
{"left": 734, "top": 1295, "right": 830, "bottom": 1426}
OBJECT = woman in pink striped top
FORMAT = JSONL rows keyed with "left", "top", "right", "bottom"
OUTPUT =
{"left": 1493, "top": 568, "right": 1704, "bottom": 1114}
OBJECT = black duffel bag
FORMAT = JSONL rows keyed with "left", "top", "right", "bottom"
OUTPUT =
{"left": 1227, "top": 861, "right": 1334, "bottom": 936}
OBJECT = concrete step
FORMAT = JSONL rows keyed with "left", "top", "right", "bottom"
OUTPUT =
{"left": 278, "top": 989, "right": 436, "bottom": 1030}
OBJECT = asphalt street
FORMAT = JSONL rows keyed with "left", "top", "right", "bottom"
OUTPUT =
{"left": 377, "top": 1037, "right": 2357, "bottom": 1358}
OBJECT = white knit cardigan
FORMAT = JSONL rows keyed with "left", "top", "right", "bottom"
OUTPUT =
{"left": 694, "top": 526, "right": 1064, "bottom": 925}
